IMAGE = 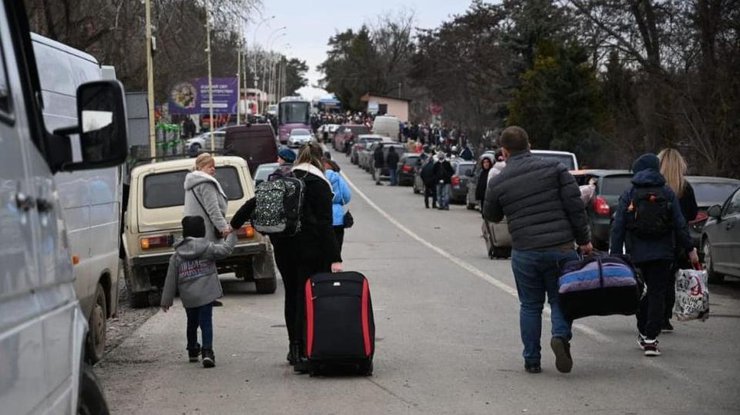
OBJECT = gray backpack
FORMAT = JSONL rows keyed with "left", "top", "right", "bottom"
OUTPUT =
{"left": 252, "top": 176, "right": 305, "bottom": 236}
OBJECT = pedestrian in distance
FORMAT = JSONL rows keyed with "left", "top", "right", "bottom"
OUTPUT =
{"left": 420, "top": 155, "right": 437, "bottom": 209}
{"left": 230, "top": 141, "right": 342, "bottom": 373}
{"left": 610, "top": 153, "right": 699, "bottom": 357}
{"left": 657, "top": 148, "right": 698, "bottom": 333}
{"left": 475, "top": 156, "right": 493, "bottom": 207}
{"left": 386, "top": 146, "right": 400, "bottom": 186}
{"left": 160, "top": 216, "right": 237, "bottom": 368}
{"left": 373, "top": 143, "right": 385, "bottom": 185}
{"left": 483, "top": 126, "right": 592, "bottom": 374}
{"left": 433, "top": 151, "right": 454, "bottom": 210}
{"left": 323, "top": 158, "right": 352, "bottom": 254}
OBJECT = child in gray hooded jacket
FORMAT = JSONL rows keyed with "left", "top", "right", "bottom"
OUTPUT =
{"left": 161, "top": 216, "right": 236, "bottom": 368}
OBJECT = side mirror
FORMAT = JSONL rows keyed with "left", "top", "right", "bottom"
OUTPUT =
{"left": 707, "top": 204, "right": 722, "bottom": 219}
{"left": 52, "top": 80, "right": 128, "bottom": 172}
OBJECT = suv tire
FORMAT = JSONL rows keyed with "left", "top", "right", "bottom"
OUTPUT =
{"left": 85, "top": 283, "right": 107, "bottom": 363}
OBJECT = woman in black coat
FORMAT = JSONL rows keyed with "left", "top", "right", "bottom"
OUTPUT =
{"left": 474, "top": 156, "right": 493, "bottom": 205}
{"left": 231, "top": 142, "right": 341, "bottom": 373}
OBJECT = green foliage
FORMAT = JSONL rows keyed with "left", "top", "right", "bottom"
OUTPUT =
{"left": 508, "top": 40, "right": 604, "bottom": 161}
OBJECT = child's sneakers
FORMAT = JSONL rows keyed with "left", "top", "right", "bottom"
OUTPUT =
{"left": 202, "top": 348, "right": 215, "bottom": 368}
{"left": 637, "top": 333, "right": 661, "bottom": 356}
{"left": 187, "top": 344, "right": 201, "bottom": 363}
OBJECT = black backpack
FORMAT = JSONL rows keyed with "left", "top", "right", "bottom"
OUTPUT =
{"left": 253, "top": 170, "right": 305, "bottom": 237}
{"left": 625, "top": 186, "right": 673, "bottom": 239}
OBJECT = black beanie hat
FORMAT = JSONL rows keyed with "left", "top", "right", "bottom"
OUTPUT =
{"left": 182, "top": 216, "right": 206, "bottom": 238}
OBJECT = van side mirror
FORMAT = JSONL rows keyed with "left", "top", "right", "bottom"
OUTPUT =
{"left": 51, "top": 80, "right": 128, "bottom": 172}
{"left": 707, "top": 204, "right": 722, "bottom": 219}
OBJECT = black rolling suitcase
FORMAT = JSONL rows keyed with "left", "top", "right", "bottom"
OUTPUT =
{"left": 304, "top": 271, "right": 375, "bottom": 376}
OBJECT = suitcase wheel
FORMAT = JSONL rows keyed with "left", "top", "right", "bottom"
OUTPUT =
{"left": 358, "top": 360, "right": 373, "bottom": 376}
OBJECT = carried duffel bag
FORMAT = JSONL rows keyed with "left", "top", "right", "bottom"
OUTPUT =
{"left": 558, "top": 252, "right": 641, "bottom": 320}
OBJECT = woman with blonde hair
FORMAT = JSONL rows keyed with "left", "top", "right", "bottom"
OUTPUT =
{"left": 657, "top": 148, "right": 698, "bottom": 332}
{"left": 183, "top": 153, "right": 232, "bottom": 242}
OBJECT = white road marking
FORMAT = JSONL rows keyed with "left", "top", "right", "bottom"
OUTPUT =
{"left": 341, "top": 170, "right": 613, "bottom": 344}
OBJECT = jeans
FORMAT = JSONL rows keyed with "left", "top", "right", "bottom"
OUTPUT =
{"left": 511, "top": 248, "right": 579, "bottom": 364}
{"left": 436, "top": 183, "right": 450, "bottom": 209}
{"left": 389, "top": 168, "right": 398, "bottom": 186}
{"left": 186, "top": 303, "right": 214, "bottom": 350}
{"left": 636, "top": 260, "right": 672, "bottom": 339}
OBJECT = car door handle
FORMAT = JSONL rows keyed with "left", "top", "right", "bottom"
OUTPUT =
{"left": 15, "top": 192, "right": 36, "bottom": 211}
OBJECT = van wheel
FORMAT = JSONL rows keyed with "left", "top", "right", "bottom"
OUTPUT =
{"left": 255, "top": 278, "right": 277, "bottom": 294}
{"left": 86, "top": 284, "right": 107, "bottom": 364}
{"left": 78, "top": 363, "right": 110, "bottom": 415}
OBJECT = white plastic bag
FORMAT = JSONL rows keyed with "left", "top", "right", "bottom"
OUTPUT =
{"left": 673, "top": 268, "right": 710, "bottom": 321}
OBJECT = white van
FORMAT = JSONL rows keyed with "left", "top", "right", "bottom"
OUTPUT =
{"left": 0, "top": 1, "right": 128, "bottom": 412}
{"left": 32, "top": 33, "right": 121, "bottom": 363}
{"left": 372, "top": 115, "right": 401, "bottom": 140}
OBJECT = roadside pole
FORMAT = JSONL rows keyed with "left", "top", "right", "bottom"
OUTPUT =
{"left": 145, "top": 0, "right": 155, "bottom": 159}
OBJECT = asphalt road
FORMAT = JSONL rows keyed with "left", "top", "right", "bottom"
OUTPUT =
{"left": 97, "top": 149, "right": 740, "bottom": 415}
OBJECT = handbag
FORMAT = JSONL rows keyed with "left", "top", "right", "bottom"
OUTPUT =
{"left": 343, "top": 210, "right": 354, "bottom": 228}
{"left": 673, "top": 265, "right": 709, "bottom": 321}
{"left": 341, "top": 189, "right": 354, "bottom": 229}
{"left": 191, "top": 186, "right": 223, "bottom": 237}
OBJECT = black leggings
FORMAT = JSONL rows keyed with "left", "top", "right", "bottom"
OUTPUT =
{"left": 272, "top": 237, "right": 330, "bottom": 346}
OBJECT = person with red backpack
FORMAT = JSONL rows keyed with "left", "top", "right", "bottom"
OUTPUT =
{"left": 610, "top": 153, "right": 699, "bottom": 357}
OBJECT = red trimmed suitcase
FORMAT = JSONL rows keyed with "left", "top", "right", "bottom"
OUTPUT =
{"left": 304, "top": 271, "right": 374, "bottom": 376}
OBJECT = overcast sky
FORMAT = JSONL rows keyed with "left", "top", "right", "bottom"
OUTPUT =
{"left": 251, "top": 0, "right": 475, "bottom": 100}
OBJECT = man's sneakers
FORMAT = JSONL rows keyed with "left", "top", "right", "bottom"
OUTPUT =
{"left": 202, "top": 348, "right": 216, "bottom": 368}
{"left": 187, "top": 344, "right": 201, "bottom": 363}
{"left": 524, "top": 362, "right": 542, "bottom": 374}
{"left": 637, "top": 333, "right": 661, "bottom": 356}
{"left": 550, "top": 337, "right": 573, "bottom": 373}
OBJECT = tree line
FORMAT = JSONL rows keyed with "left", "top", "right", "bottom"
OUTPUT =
{"left": 318, "top": 0, "right": 740, "bottom": 177}
{"left": 23, "top": 0, "right": 308, "bottom": 110}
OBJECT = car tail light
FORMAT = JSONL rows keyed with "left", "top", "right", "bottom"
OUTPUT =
{"left": 237, "top": 224, "right": 255, "bottom": 239}
{"left": 451, "top": 176, "right": 461, "bottom": 186}
{"left": 402, "top": 165, "right": 412, "bottom": 173}
{"left": 593, "top": 196, "right": 610, "bottom": 216}
{"left": 140, "top": 235, "right": 173, "bottom": 250}
{"left": 689, "top": 211, "right": 708, "bottom": 232}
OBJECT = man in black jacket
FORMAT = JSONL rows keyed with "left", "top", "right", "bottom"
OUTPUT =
{"left": 373, "top": 143, "right": 385, "bottom": 185}
{"left": 386, "top": 146, "right": 400, "bottom": 186}
{"left": 433, "top": 152, "right": 454, "bottom": 210}
{"left": 483, "top": 126, "right": 592, "bottom": 375}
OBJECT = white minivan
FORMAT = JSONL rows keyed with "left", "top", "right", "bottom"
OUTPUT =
{"left": 372, "top": 115, "right": 401, "bottom": 140}
{"left": 0, "top": 1, "right": 128, "bottom": 413}
{"left": 32, "top": 33, "right": 122, "bottom": 364}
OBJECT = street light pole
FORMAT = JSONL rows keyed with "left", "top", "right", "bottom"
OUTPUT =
{"left": 205, "top": 0, "right": 214, "bottom": 151}
{"left": 250, "top": 16, "right": 275, "bottom": 116}
{"left": 236, "top": 41, "right": 241, "bottom": 125}
{"left": 145, "top": 0, "right": 155, "bottom": 159}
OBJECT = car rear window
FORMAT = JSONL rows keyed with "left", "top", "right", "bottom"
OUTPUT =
{"left": 143, "top": 166, "right": 244, "bottom": 209}
{"left": 600, "top": 175, "right": 633, "bottom": 196}
{"left": 691, "top": 181, "right": 740, "bottom": 205}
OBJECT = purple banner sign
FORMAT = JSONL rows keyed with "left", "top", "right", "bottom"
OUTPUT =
{"left": 168, "top": 77, "right": 238, "bottom": 115}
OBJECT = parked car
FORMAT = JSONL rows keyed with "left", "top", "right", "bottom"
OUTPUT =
{"left": 253, "top": 162, "right": 280, "bottom": 186}
{"left": 351, "top": 134, "right": 384, "bottom": 165}
{"left": 397, "top": 153, "right": 421, "bottom": 186}
{"left": 450, "top": 160, "right": 476, "bottom": 203}
{"left": 223, "top": 123, "right": 278, "bottom": 175}
{"left": 333, "top": 124, "right": 371, "bottom": 152}
{"left": 701, "top": 186, "right": 740, "bottom": 283}
{"left": 574, "top": 170, "right": 634, "bottom": 250}
{"left": 370, "top": 142, "right": 406, "bottom": 181}
{"left": 122, "top": 157, "right": 278, "bottom": 308}
{"left": 186, "top": 127, "right": 227, "bottom": 153}
{"left": 287, "top": 127, "right": 313, "bottom": 147}
{"left": 686, "top": 176, "right": 740, "bottom": 249}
